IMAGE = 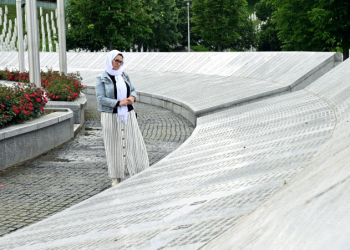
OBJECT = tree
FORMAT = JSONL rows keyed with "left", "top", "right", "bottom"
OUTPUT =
{"left": 191, "top": 0, "right": 254, "bottom": 51}
{"left": 271, "top": 0, "right": 350, "bottom": 60}
{"left": 254, "top": 0, "right": 281, "bottom": 51}
{"left": 308, "top": 0, "right": 350, "bottom": 60}
{"left": 139, "top": 0, "right": 181, "bottom": 51}
{"left": 66, "top": 0, "right": 151, "bottom": 51}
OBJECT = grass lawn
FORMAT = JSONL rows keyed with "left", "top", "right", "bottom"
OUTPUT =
{"left": 0, "top": 3, "right": 57, "bottom": 51}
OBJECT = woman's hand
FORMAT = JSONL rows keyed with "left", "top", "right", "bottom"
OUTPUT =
{"left": 126, "top": 96, "right": 135, "bottom": 105}
{"left": 119, "top": 99, "right": 128, "bottom": 106}
{"left": 119, "top": 96, "right": 135, "bottom": 106}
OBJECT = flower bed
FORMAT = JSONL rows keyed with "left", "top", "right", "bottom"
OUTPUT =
{"left": 0, "top": 69, "right": 85, "bottom": 127}
{"left": 0, "top": 82, "right": 47, "bottom": 128}
{"left": 0, "top": 69, "right": 84, "bottom": 102}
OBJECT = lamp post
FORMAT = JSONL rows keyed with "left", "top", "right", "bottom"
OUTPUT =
{"left": 184, "top": 0, "right": 191, "bottom": 52}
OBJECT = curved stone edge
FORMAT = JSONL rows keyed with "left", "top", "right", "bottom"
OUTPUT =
{"left": 45, "top": 92, "right": 87, "bottom": 125}
{"left": 84, "top": 85, "right": 293, "bottom": 127}
{"left": 0, "top": 108, "right": 74, "bottom": 171}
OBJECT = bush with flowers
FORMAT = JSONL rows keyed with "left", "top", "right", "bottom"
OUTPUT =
{"left": 0, "top": 82, "right": 47, "bottom": 128}
{"left": 0, "top": 69, "right": 84, "bottom": 102}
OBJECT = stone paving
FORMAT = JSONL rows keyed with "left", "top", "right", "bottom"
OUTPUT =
{"left": 0, "top": 93, "right": 194, "bottom": 238}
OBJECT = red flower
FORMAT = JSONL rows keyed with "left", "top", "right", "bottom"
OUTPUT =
{"left": 36, "top": 98, "right": 41, "bottom": 102}
{"left": 29, "top": 102, "right": 33, "bottom": 107}
{"left": 14, "top": 109, "right": 19, "bottom": 114}
{"left": 6, "top": 96, "right": 10, "bottom": 99}
{"left": 4, "top": 115, "right": 9, "bottom": 118}
{"left": 1, "top": 104, "right": 4, "bottom": 108}
{"left": 40, "top": 107, "right": 45, "bottom": 112}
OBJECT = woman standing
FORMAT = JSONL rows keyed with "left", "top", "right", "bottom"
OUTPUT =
{"left": 96, "top": 50, "right": 149, "bottom": 186}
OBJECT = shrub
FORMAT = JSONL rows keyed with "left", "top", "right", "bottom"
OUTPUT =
{"left": 41, "top": 70, "right": 84, "bottom": 101}
{"left": 0, "top": 69, "right": 84, "bottom": 102}
{"left": 0, "top": 82, "right": 47, "bottom": 128}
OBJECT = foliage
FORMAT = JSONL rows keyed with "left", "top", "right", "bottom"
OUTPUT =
{"left": 254, "top": 0, "right": 274, "bottom": 22}
{"left": 0, "top": 69, "right": 84, "bottom": 102}
{"left": 271, "top": 0, "right": 350, "bottom": 60}
{"left": 136, "top": 0, "right": 181, "bottom": 52}
{"left": 66, "top": 0, "right": 152, "bottom": 51}
{"left": 254, "top": 0, "right": 281, "bottom": 51}
{"left": 191, "top": 45, "right": 210, "bottom": 51}
{"left": 191, "top": 0, "right": 254, "bottom": 51}
{"left": 41, "top": 70, "right": 84, "bottom": 101}
{"left": 0, "top": 82, "right": 47, "bottom": 128}
{"left": 246, "top": 0, "right": 259, "bottom": 14}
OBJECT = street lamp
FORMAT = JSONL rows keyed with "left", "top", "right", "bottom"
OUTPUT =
{"left": 184, "top": 0, "right": 191, "bottom": 52}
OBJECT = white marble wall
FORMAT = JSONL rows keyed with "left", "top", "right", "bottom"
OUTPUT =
{"left": 0, "top": 55, "right": 348, "bottom": 250}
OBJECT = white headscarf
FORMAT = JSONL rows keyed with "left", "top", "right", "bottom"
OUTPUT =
{"left": 105, "top": 50, "right": 128, "bottom": 123}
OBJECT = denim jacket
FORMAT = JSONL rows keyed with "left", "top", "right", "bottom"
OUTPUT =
{"left": 96, "top": 71, "right": 138, "bottom": 113}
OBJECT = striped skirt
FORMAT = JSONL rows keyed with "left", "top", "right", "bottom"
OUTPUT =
{"left": 101, "top": 110, "right": 149, "bottom": 179}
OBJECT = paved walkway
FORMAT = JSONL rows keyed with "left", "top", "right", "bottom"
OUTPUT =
{"left": 0, "top": 93, "right": 194, "bottom": 238}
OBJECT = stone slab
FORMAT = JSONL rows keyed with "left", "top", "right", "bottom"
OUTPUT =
{"left": 0, "top": 82, "right": 338, "bottom": 249}
{"left": 202, "top": 58, "right": 350, "bottom": 250}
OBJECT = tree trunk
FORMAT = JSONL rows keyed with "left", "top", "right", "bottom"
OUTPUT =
{"left": 109, "top": 42, "right": 113, "bottom": 51}
{"left": 343, "top": 47, "right": 349, "bottom": 61}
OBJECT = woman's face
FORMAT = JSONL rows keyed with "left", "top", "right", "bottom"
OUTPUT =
{"left": 112, "top": 55, "right": 123, "bottom": 70}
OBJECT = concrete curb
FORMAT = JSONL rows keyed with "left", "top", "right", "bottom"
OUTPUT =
{"left": 0, "top": 108, "right": 74, "bottom": 170}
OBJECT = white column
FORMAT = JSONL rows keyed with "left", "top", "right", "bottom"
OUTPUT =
{"left": 57, "top": 0, "right": 67, "bottom": 74}
{"left": 26, "top": 0, "right": 41, "bottom": 86}
{"left": 16, "top": 0, "right": 25, "bottom": 71}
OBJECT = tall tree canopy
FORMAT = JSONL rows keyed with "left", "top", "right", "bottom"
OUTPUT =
{"left": 66, "top": 0, "right": 151, "bottom": 51}
{"left": 271, "top": 0, "right": 350, "bottom": 60}
{"left": 191, "top": 0, "right": 254, "bottom": 51}
{"left": 254, "top": 0, "right": 281, "bottom": 51}
{"left": 139, "top": 0, "right": 181, "bottom": 51}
